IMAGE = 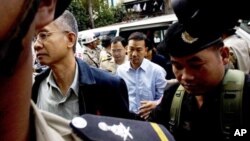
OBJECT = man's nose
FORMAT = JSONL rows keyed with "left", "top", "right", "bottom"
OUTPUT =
{"left": 181, "top": 69, "right": 194, "bottom": 81}
{"left": 33, "top": 40, "right": 43, "bottom": 50}
{"left": 132, "top": 50, "right": 138, "bottom": 56}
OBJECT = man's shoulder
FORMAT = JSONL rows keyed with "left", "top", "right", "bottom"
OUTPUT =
{"left": 83, "top": 47, "right": 95, "bottom": 55}
{"left": 116, "top": 62, "right": 129, "bottom": 72}
{"left": 165, "top": 81, "right": 180, "bottom": 93}
{"left": 145, "top": 59, "right": 166, "bottom": 74}
{"left": 76, "top": 58, "right": 120, "bottom": 85}
{"left": 31, "top": 100, "right": 81, "bottom": 141}
{"left": 224, "top": 34, "right": 249, "bottom": 47}
{"left": 245, "top": 73, "right": 250, "bottom": 86}
{"left": 90, "top": 66, "right": 122, "bottom": 83}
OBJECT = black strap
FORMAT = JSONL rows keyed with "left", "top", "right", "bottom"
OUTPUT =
{"left": 169, "top": 85, "right": 185, "bottom": 133}
{"left": 83, "top": 52, "right": 99, "bottom": 68}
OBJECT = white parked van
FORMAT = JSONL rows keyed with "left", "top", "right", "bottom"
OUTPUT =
{"left": 78, "top": 14, "right": 178, "bottom": 46}
{"left": 77, "top": 14, "right": 250, "bottom": 56}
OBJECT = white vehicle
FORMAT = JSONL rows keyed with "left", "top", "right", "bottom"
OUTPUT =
{"left": 78, "top": 14, "right": 178, "bottom": 46}
{"left": 236, "top": 21, "right": 250, "bottom": 45}
{"left": 78, "top": 14, "right": 250, "bottom": 52}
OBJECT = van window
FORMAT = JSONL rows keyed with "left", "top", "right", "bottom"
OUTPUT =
{"left": 78, "top": 14, "right": 177, "bottom": 48}
{"left": 96, "top": 30, "right": 117, "bottom": 40}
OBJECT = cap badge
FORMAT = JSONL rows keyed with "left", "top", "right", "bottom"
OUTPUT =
{"left": 181, "top": 31, "right": 198, "bottom": 44}
{"left": 98, "top": 122, "right": 133, "bottom": 141}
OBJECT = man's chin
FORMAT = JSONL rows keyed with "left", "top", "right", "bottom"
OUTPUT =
{"left": 185, "top": 89, "right": 205, "bottom": 96}
{"left": 38, "top": 61, "right": 48, "bottom": 66}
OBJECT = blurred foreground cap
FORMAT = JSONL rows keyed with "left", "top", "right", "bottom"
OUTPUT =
{"left": 70, "top": 114, "right": 175, "bottom": 141}
{"left": 171, "top": 0, "right": 249, "bottom": 37}
{"left": 55, "top": 0, "right": 72, "bottom": 19}
{"left": 164, "top": 22, "right": 222, "bottom": 57}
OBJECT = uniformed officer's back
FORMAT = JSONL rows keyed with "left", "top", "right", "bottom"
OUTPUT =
{"left": 99, "top": 35, "right": 116, "bottom": 73}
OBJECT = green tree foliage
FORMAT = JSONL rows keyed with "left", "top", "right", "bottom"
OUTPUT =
{"left": 67, "top": 0, "right": 88, "bottom": 31}
{"left": 94, "top": 2, "right": 124, "bottom": 27}
{"left": 68, "top": 0, "right": 124, "bottom": 31}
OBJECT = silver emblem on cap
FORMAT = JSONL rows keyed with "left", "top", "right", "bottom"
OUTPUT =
{"left": 98, "top": 122, "right": 133, "bottom": 141}
{"left": 71, "top": 117, "right": 87, "bottom": 128}
{"left": 181, "top": 31, "right": 198, "bottom": 44}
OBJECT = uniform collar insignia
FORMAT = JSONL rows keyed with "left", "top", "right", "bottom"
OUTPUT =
{"left": 181, "top": 31, "right": 198, "bottom": 44}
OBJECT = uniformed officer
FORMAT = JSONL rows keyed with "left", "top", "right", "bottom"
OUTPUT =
{"left": 99, "top": 35, "right": 116, "bottom": 73}
{"left": 80, "top": 32, "right": 101, "bottom": 68}
{"left": 148, "top": 21, "right": 250, "bottom": 141}
{"left": 149, "top": 1, "right": 250, "bottom": 140}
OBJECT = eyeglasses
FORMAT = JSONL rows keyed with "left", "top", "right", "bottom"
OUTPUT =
{"left": 33, "top": 31, "right": 69, "bottom": 42}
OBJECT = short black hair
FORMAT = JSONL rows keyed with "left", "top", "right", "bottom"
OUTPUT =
{"left": 128, "top": 32, "right": 151, "bottom": 48}
{"left": 156, "top": 41, "right": 169, "bottom": 59}
{"left": 101, "top": 36, "right": 111, "bottom": 48}
{"left": 111, "top": 36, "right": 127, "bottom": 48}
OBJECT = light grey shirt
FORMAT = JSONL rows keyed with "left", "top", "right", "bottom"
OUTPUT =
{"left": 37, "top": 63, "right": 79, "bottom": 120}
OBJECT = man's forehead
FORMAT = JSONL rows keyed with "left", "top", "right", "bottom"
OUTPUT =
{"left": 128, "top": 45, "right": 144, "bottom": 49}
{"left": 112, "top": 42, "right": 123, "bottom": 47}
{"left": 171, "top": 49, "right": 211, "bottom": 63}
{"left": 128, "top": 40, "right": 145, "bottom": 47}
{"left": 37, "top": 22, "right": 58, "bottom": 33}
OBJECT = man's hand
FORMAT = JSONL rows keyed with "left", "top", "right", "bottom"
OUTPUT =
{"left": 138, "top": 100, "right": 159, "bottom": 120}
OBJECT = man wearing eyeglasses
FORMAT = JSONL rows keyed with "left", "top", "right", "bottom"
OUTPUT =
{"left": 32, "top": 11, "right": 131, "bottom": 120}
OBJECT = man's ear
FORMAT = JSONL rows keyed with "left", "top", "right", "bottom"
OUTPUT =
{"left": 34, "top": 0, "right": 57, "bottom": 30}
{"left": 220, "top": 46, "right": 230, "bottom": 65}
{"left": 67, "top": 32, "right": 77, "bottom": 49}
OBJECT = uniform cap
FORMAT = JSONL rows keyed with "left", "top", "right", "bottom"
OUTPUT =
{"left": 171, "top": 0, "right": 249, "bottom": 37}
{"left": 164, "top": 22, "right": 223, "bottom": 57}
{"left": 70, "top": 114, "right": 176, "bottom": 141}
{"left": 79, "top": 32, "right": 97, "bottom": 45}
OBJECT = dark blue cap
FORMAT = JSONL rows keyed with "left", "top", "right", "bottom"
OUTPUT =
{"left": 164, "top": 22, "right": 223, "bottom": 57}
{"left": 171, "top": 0, "right": 249, "bottom": 37}
{"left": 70, "top": 114, "right": 175, "bottom": 141}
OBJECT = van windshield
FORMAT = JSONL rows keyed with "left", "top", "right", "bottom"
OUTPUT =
{"left": 96, "top": 30, "right": 117, "bottom": 40}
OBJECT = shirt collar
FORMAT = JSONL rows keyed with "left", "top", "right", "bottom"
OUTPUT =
{"left": 127, "top": 58, "right": 147, "bottom": 71}
{"left": 71, "top": 63, "right": 79, "bottom": 96}
{"left": 46, "top": 62, "right": 79, "bottom": 96}
{"left": 140, "top": 58, "right": 148, "bottom": 71}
